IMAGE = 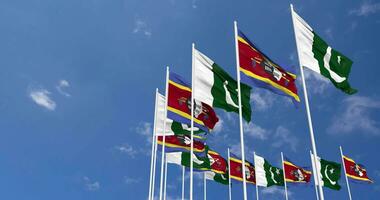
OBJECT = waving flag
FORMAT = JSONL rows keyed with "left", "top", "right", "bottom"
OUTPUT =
{"left": 311, "top": 154, "right": 342, "bottom": 190}
{"left": 343, "top": 155, "right": 373, "bottom": 183}
{"left": 292, "top": 8, "right": 357, "bottom": 94}
{"left": 283, "top": 157, "right": 312, "bottom": 184}
{"left": 229, "top": 154, "right": 256, "bottom": 184}
{"left": 167, "top": 72, "right": 219, "bottom": 132}
{"left": 157, "top": 135, "right": 205, "bottom": 153}
{"left": 166, "top": 150, "right": 211, "bottom": 171}
{"left": 205, "top": 149, "right": 229, "bottom": 185}
{"left": 254, "top": 154, "right": 284, "bottom": 187}
{"left": 238, "top": 30, "right": 300, "bottom": 104}
{"left": 193, "top": 48, "right": 252, "bottom": 122}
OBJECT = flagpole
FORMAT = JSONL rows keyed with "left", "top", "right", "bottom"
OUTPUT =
{"left": 190, "top": 43, "right": 195, "bottom": 200}
{"left": 254, "top": 152, "right": 259, "bottom": 200}
{"left": 309, "top": 151, "right": 320, "bottom": 200}
{"left": 159, "top": 67, "right": 170, "bottom": 200}
{"left": 148, "top": 89, "right": 159, "bottom": 200}
{"left": 152, "top": 125, "right": 159, "bottom": 200}
{"left": 164, "top": 156, "right": 168, "bottom": 200}
{"left": 340, "top": 146, "right": 353, "bottom": 200}
{"left": 290, "top": 4, "right": 324, "bottom": 200}
{"left": 234, "top": 20, "right": 248, "bottom": 200}
{"left": 281, "top": 152, "right": 289, "bottom": 200}
{"left": 182, "top": 166, "right": 185, "bottom": 200}
{"left": 204, "top": 172, "right": 207, "bottom": 200}
{"left": 228, "top": 148, "right": 232, "bottom": 200}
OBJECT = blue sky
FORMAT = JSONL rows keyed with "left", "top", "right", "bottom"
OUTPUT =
{"left": 0, "top": 0, "right": 380, "bottom": 199}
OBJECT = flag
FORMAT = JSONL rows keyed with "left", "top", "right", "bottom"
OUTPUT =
{"left": 157, "top": 135, "right": 205, "bottom": 153}
{"left": 167, "top": 72, "right": 219, "bottom": 132}
{"left": 292, "top": 8, "right": 357, "bottom": 94}
{"left": 193, "top": 48, "right": 252, "bottom": 122}
{"left": 229, "top": 154, "right": 256, "bottom": 184}
{"left": 311, "top": 154, "right": 342, "bottom": 190}
{"left": 254, "top": 154, "right": 284, "bottom": 187}
{"left": 238, "top": 30, "right": 300, "bottom": 104}
{"left": 166, "top": 151, "right": 211, "bottom": 171}
{"left": 343, "top": 155, "right": 373, "bottom": 183}
{"left": 205, "top": 149, "right": 229, "bottom": 185}
{"left": 283, "top": 157, "right": 312, "bottom": 184}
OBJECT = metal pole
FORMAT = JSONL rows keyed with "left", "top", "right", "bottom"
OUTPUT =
{"left": 233, "top": 20, "right": 248, "bottom": 200}
{"left": 281, "top": 152, "right": 289, "bottom": 200}
{"left": 254, "top": 152, "right": 259, "bottom": 200}
{"left": 190, "top": 43, "right": 195, "bottom": 200}
{"left": 149, "top": 89, "right": 159, "bottom": 200}
{"left": 163, "top": 157, "right": 168, "bottom": 200}
{"left": 340, "top": 146, "right": 353, "bottom": 200}
{"left": 228, "top": 148, "right": 232, "bottom": 200}
{"left": 159, "top": 67, "right": 170, "bottom": 200}
{"left": 204, "top": 172, "right": 207, "bottom": 200}
{"left": 290, "top": 4, "right": 324, "bottom": 200}
{"left": 310, "top": 151, "right": 320, "bottom": 200}
{"left": 182, "top": 166, "right": 185, "bottom": 200}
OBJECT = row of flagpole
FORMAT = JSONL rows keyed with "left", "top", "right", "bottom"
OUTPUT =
{"left": 147, "top": 4, "right": 360, "bottom": 200}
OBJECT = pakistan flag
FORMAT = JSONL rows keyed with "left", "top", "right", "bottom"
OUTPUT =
{"left": 205, "top": 171, "right": 229, "bottom": 185}
{"left": 193, "top": 48, "right": 252, "bottom": 122}
{"left": 311, "top": 154, "right": 342, "bottom": 190}
{"left": 166, "top": 151, "right": 211, "bottom": 171}
{"left": 292, "top": 9, "right": 357, "bottom": 94}
{"left": 254, "top": 154, "right": 284, "bottom": 187}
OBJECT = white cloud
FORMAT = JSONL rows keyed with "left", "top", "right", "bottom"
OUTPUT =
{"left": 29, "top": 88, "right": 56, "bottom": 111}
{"left": 324, "top": 28, "right": 333, "bottom": 40}
{"left": 124, "top": 177, "right": 141, "bottom": 184}
{"left": 56, "top": 79, "right": 71, "bottom": 97}
{"left": 115, "top": 143, "right": 138, "bottom": 158}
{"left": 192, "top": 0, "right": 198, "bottom": 9}
{"left": 83, "top": 176, "right": 100, "bottom": 191}
{"left": 250, "top": 92, "right": 274, "bottom": 111}
{"left": 213, "top": 118, "right": 224, "bottom": 133}
{"left": 350, "top": 1, "right": 380, "bottom": 16}
{"left": 136, "top": 122, "right": 153, "bottom": 144}
{"left": 261, "top": 186, "right": 292, "bottom": 197}
{"left": 244, "top": 122, "right": 269, "bottom": 140}
{"left": 133, "top": 19, "right": 152, "bottom": 37}
{"left": 272, "top": 126, "right": 299, "bottom": 152}
{"left": 328, "top": 96, "right": 380, "bottom": 135}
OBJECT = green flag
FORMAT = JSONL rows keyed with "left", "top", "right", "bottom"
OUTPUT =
{"left": 254, "top": 154, "right": 284, "bottom": 187}
{"left": 194, "top": 48, "right": 252, "bottom": 122}
{"left": 205, "top": 171, "right": 229, "bottom": 185}
{"left": 311, "top": 154, "right": 342, "bottom": 190}
{"left": 292, "top": 8, "right": 357, "bottom": 94}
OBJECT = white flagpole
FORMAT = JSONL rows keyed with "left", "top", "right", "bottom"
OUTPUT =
{"left": 204, "top": 172, "right": 207, "bottom": 200}
{"left": 340, "top": 146, "right": 353, "bottom": 200}
{"left": 233, "top": 20, "right": 248, "bottom": 200}
{"left": 228, "top": 148, "right": 232, "bottom": 200}
{"left": 281, "top": 152, "right": 289, "bottom": 200}
{"left": 148, "top": 89, "right": 159, "bottom": 200}
{"left": 152, "top": 125, "right": 159, "bottom": 200}
{"left": 254, "top": 152, "right": 259, "bottom": 200}
{"left": 159, "top": 67, "right": 170, "bottom": 200}
{"left": 190, "top": 43, "right": 195, "bottom": 200}
{"left": 182, "top": 166, "right": 185, "bottom": 200}
{"left": 290, "top": 4, "right": 324, "bottom": 200}
{"left": 310, "top": 150, "right": 320, "bottom": 200}
{"left": 164, "top": 157, "right": 168, "bottom": 200}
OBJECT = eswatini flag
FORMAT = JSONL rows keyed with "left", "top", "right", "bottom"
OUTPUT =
{"left": 229, "top": 154, "right": 256, "bottom": 184}
{"left": 167, "top": 72, "right": 219, "bottom": 132}
{"left": 283, "top": 157, "right": 311, "bottom": 184}
{"left": 157, "top": 135, "right": 205, "bottom": 153}
{"left": 237, "top": 30, "right": 300, "bottom": 104}
{"left": 343, "top": 155, "right": 373, "bottom": 183}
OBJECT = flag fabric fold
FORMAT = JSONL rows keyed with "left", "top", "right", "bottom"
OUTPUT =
{"left": 205, "top": 149, "right": 229, "bottom": 185}
{"left": 283, "top": 157, "right": 312, "bottom": 184}
{"left": 343, "top": 155, "right": 373, "bottom": 183}
{"left": 238, "top": 30, "right": 300, "bottom": 104}
{"left": 193, "top": 48, "right": 252, "bottom": 122}
{"left": 157, "top": 135, "right": 205, "bottom": 153}
{"left": 166, "top": 150, "right": 211, "bottom": 171}
{"left": 167, "top": 72, "right": 219, "bottom": 132}
{"left": 311, "top": 154, "right": 342, "bottom": 190}
{"left": 292, "top": 9, "right": 357, "bottom": 94}
{"left": 229, "top": 154, "right": 256, "bottom": 184}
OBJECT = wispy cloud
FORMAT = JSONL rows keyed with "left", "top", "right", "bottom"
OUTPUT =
{"left": 133, "top": 19, "right": 152, "bottom": 37}
{"left": 324, "top": 28, "right": 333, "bottom": 40}
{"left": 303, "top": 68, "right": 330, "bottom": 95}
{"left": 250, "top": 91, "right": 275, "bottom": 111}
{"left": 114, "top": 143, "right": 138, "bottom": 158}
{"left": 350, "top": 1, "right": 380, "bottom": 16}
{"left": 244, "top": 122, "right": 269, "bottom": 140}
{"left": 272, "top": 126, "right": 299, "bottom": 152}
{"left": 213, "top": 118, "right": 224, "bottom": 134}
{"left": 261, "top": 186, "right": 292, "bottom": 197}
{"left": 56, "top": 79, "right": 71, "bottom": 97}
{"left": 29, "top": 88, "right": 56, "bottom": 111}
{"left": 136, "top": 122, "right": 153, "bottom": 144}
{"left": 191, "top": 0, "right": 198, "bottom": 9}
{"left": 83, "top": 176, "right": 100, "bottom": 191}
{"left": 124, "top": 177, "right": 141, "bottom": 184}
{"left": 328, "top": 96, "right": 380, "bottom": 135}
